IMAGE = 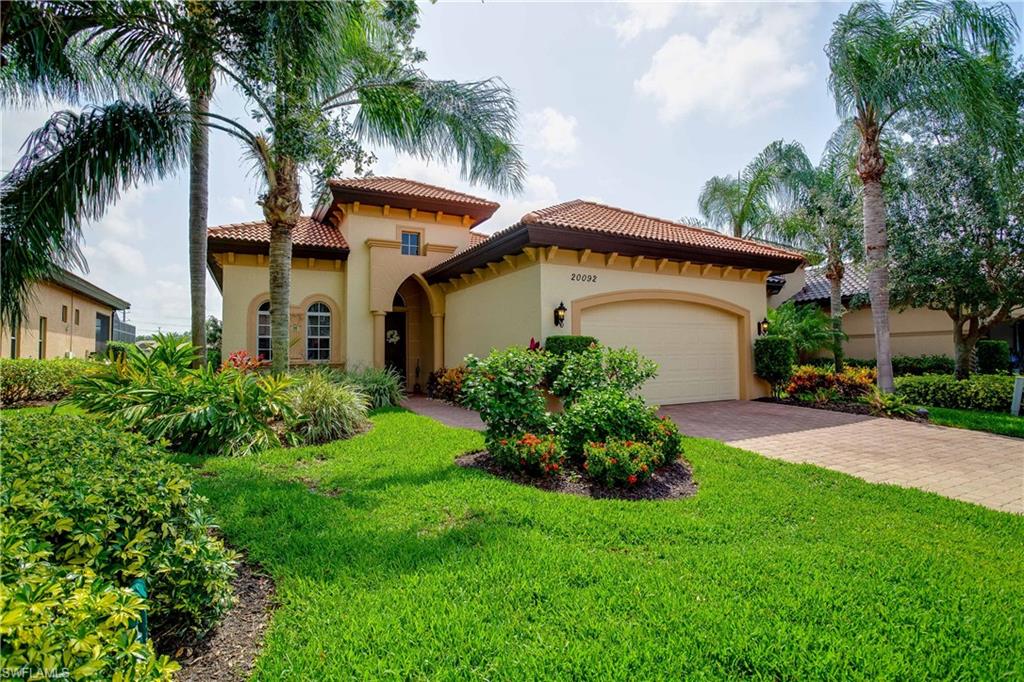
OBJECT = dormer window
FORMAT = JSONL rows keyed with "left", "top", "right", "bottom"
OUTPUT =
{"left": 400, "top": 230, "right": 421, "bottom": 256}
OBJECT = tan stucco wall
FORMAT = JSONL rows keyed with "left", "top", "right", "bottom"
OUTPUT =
{"left": 838, "top": 305, "right": 954, "bottom": 359}
{"left": 220, "top": 255, "right": 346, "bottom": 364}
{"left": 443, "top": 262, "right": 543, "bottom": 367}
{"left": 768, "top": 266, "right": 806, "bottom": 309}
{"left": 9, "top": 280, "right": 115, "bottom": 359}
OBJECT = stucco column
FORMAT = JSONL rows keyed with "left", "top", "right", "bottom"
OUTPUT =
{"left": 432, "top": 312, "right": 444, "bottom": 370}
{"left": 372, "top": 311, "right": 386, "bottom": 368}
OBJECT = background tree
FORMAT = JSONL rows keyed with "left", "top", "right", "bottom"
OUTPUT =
{"left": 212, "top": 1, "right": 525, "bottom": 372}
{"left": 696, "top": 140, "right": 810, "bottom": 239}
{"left": 888, "top": 80, "right": 1024, "bottom": 379}
{"left": 825, "top": 0, "right": 1020, "bottom": 392}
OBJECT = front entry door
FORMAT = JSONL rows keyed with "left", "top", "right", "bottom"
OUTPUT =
{"left": 384, "top": 312, "right": 406, "bottom": 383}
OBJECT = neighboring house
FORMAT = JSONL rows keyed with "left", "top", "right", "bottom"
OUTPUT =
{"left": 7, "top": 268, "right": 131, "bottom": 359}
{"left": 788, "top": 263, "right": 1024, "bottom": 361}
{"left": 209, "top": 177, "right": 803, "bottom": 404}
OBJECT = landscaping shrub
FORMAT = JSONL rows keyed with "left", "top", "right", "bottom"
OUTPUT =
{"left": 67, "top": 335, "right": 294, "bottom": 456}
{"left": 550, "top": 345, "right": 658, "bottom": 404}
{"left": 976, "top": 340, "right": 1011, "bottom": 374}
{"left": 754, "top": 336, "right": 795, "bottom": 397}
{"left": 895, "top": 374, "right": 1016, "bottom": 412}
{"left": 343, "top": 366, "right": 404, "bottom": 409}
{"left": 427, "top": 366, "right": 467, "bottom": 405}
{"left": 844, "top": 357, "right": 877, "bottom": 369}
{"left": 827, "top": 355, "right": 956, "bottom": 375}
{"left": 291, "top": 369, "right": 370, "bottom": 444}
{"left": 558, "top": 388, "right": 660, "bottom": 460}
{"left": 544, "top": 334, "right": 599, "bottom": 385}
{"left": 221, "top": 349, "right": 267, "bottom": 373}
{"left": 786, "top": 365, "right": 876, "bottom": 400}
{"left": 766, "top": 302, "right": 839, "bottom": 361}
{"left": 0, "top": 357, "right": 99, "bottom": 405}
{"left": 583, "top": 439, "right": 662, "bottom": 487}
{"left": 105, "top": 340, "right": 135, "bottom": 361}
{"left": 1, "top": 413, "right": 236, "bottom": 648}
{"left": 860, "top": 386, "right": 918, "bottom": 419}
{"left": 490, "top": 432, "right": 566, "bottom": 476}
{"left": 463, "top": 346, "right": 554, "bottom": 438}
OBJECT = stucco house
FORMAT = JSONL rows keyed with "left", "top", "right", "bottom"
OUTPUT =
{"left": 209, "top": 177, "right": 804, "bottom": 404}
{"left": 789, "top": 263, "right": 1024, "bottom": 362}
{"left": 7, "top": 268, "right": 132, "bottom": 359}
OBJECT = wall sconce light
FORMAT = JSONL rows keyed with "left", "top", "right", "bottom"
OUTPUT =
{"left": 554, "top": 301, "right": 567, "bottom": 328}
{"left": 757, "top": 317, "right": 770, "bottom": 336}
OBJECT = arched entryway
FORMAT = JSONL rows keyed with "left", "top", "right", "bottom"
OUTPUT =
{"left": 381, "top": 276, "right": 441, "bottom": 393}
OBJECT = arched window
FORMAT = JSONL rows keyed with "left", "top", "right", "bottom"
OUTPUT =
{"left": 306, "top": 302, "right": 331, "bottom": 362}
{"left": 256, "top": 302, "right": 272, "bottom": 361}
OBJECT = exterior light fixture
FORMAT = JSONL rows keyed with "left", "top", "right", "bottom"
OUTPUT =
{"left": 554, "top": 302, "right": 567, "bottom": 328}
{"left": 757, "top": 318, "right": 770, "bottom": 336}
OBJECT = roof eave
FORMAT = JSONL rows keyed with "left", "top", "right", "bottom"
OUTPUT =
{"left": 46, "top": 269, "right": 130, "bottom": 310}
{"left": 207, "top": 236, "right": 350, "bottom": 260}
{"left": 328, "top": 185, "right": 498, "bottom": 225}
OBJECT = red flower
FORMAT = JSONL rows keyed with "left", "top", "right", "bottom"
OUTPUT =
{"left": 583, "top": 461, "right": 589, "bottom": 470}
{"left": 627, "top": 475, "right": 637, "bottom": 485}
{"left": 551, "top": 463, "right": 559, "bottom": 471}
{"left": 499, "top": 439, "right": 508, "bottom": 446}
{"left": 640, "top": 464, "right": 648, "bottom": 473}
{"left": 609, "top": 457, "right": 618, "bottom": 465}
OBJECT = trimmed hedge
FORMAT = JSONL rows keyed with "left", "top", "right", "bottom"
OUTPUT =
{"left": 808, "top": 355, "right": 956, "bottom": 376}
{"left": 895, "top": 374, "right": 1017, "bottom": 413}
{"left": 976, "top": 340, "right": 1011, "bottom": 374}
{"left": 754, "top": 337, "right": 795, "bottom": 396}
{"left": 0, "top": 414, "right": 237, "bottom": 653}
{"left": 0, "top": 357, "right": 100, "bottom": 405}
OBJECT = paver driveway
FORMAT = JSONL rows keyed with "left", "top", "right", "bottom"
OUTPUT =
{"left": 661, "top": 400, "right": 1024, "bottom": 514}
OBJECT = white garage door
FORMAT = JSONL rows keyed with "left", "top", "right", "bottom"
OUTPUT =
{"left": 580, "top": 299, "right": 740, "bottom": 405}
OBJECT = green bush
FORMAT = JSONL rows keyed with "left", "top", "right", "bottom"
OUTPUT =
{"left": 66, "top": 335, "right": 295, "bottom": 456}
{"left": 895, "top": 374, "right": 1017, "bottom": 412}
{"left": 550, "top": 345, "right": 658, "bottom": 405}
{"left": 583, "top": 438, "right": 661, "bottom": 487}
{"left": 976, "top": 340, "right": 1011, "bottom": 374}
{"left": 0, "top": 357, "right": 99, "bottom": 404}
{"left": 105, "top": 340, "right": 135, "bottom": 361}
{"left": 463, "top": 346, "right": 554, "bottom": 438}
{"left": 544, "top": 335, "right": 599, "bottom": 386}
{"left": 558, "top": 388, "right": 660, "bottom": 461}
{"left": 767, "top": 302, "right": 839, "bottom": 361}
{"left": 489, "top": 432, "right": 566, "bottom": 476}
{"left": 832, "top": 355, "right": 956, "bottom": 375}
{"left": 754, "top": 337, "right": 795, "bottom": 397}
{"left": 291, "top": 369, "right": 370, "bottom": 444}
{"left": 342, "top": 366, "right": 404, "bottom": 409}
{"left": 844, "top": 357, "right": 877, "bottom": 369}
{"left": 1, "top": 413, "right": 236, "bottom": 647}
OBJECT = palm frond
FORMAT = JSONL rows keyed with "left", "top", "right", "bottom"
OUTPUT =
{"left": 1, "top": 94, "right": 190, "bottom": 327}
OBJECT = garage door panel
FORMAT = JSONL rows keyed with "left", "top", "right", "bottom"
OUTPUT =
{"left": 580, "top": 299, "right": 739, "bottom": 404}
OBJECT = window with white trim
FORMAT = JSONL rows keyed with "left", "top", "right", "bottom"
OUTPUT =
{"left": 400, "top": 230, "right": 421, "bottom": 256}
{"left": 256, "top": 301, "right": 272, "bottom": 361}
{"left": 306, "top": 302, "right": 330, "bottom": 362}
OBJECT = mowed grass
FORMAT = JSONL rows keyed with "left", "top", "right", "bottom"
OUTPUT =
{"left": 925, "top": 405, "right": 1024, "bottom": 439}
{"left": 195, "top": 409, "right": 1024, "bottom": 680}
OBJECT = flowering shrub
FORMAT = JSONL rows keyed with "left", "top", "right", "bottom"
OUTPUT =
{"left": 222, "top": 349, "right": 267, "bottom": 373}
{"left": 558, "top": 388, "right": 660, "bottom": 460}
{"left": 650, "top": 415, "right": 684, "bottom": 466}
{"left": 427, "top": 366, "right": 468, "bottom": 405}
{"left": 490, "top": 432, "right": 566, "bottom": 476}
{"left": 463, "top": 346, "right": 554, "bottom": 437}
{"left": 583, "top": 439, "right": 661, "bottom": 487}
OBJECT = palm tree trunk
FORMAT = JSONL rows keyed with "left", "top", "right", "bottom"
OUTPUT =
{"left": 826, "top": 260, "right": 845, "bottom": 373}
{"left": 262, "top": 157, "right": 301, "bottom": 374}
{"left": 188, "top": 91, "right": 209, "bottom": 367}
{"left": 857, "top": 127, "right": 894, "bottom": 393}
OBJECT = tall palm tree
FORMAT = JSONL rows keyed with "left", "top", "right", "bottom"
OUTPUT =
{"left": 826, "top": 0, "right": 1019, "bottom": 392}
{"left": 696, "top": 140, "right": 811, "bottom": 238}
{"left": 210, "top": 2, "right": 524, "bottom": 372}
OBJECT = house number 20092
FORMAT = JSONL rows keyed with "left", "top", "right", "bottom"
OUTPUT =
{"left": 570, "top": 273, "right": 597, "bottom": 283}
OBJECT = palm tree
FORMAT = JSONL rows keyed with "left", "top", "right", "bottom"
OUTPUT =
{"left": 776, "top": 127, "right": 863, "bottom": 371}
{"left": 826, "top": 0, "right": 1019, "bottom": 392}
{"left": 209, "top": 2, "right": 524, "bottom": 372}
{"left": 696, "top": 140, "right": 811, "bottom": 238}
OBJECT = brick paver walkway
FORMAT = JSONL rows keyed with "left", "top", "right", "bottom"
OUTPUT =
{"left": 402, "top": 396, "right": 484, "bottom": 430}
{"left": 661, "top": 401, "right": 1024, "bottom": 514}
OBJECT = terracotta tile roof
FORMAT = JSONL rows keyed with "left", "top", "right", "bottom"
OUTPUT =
{"left": 523, "top": 200, "right": 804, "bottom": 261}
{"left": 467, "top": 231, "right": 490, "bottom": 247}
{"left": 793, "top": 263, "right": 869, "bottom": 303}
{"left": 207, "top": 216, "right": 349, "bottom": 252}
{"left": 328, "top": 177, "right": 498, "bottom": 209}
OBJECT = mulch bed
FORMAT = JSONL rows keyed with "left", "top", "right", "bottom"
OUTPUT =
{"left": 456, "top": 451, "right": 698, "bottom": 501}
{"left": 756, "top": 397, "right": 929, "bottom": 423}
{"left": 157, "top": 557, "right": 276, "bottom": 682}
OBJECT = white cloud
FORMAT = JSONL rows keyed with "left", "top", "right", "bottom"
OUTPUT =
{"left": 82, "top": 239, "right": 147, "bottom": 277}
{"left": 634, "top": 3, "right": 817, "bottom": 124}
{"left": 383, "top": 156, "right": 561, "bottom": 234}
{"left": 89, "top": 185, "right": 151, "bottom": 239}
{"left": 612, "top": 2, "right": 679, "bottom": 42}
{"left": 524, "top": 107, "right": 580, "bottom": 168}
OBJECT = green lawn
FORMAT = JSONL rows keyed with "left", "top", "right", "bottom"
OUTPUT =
{"left": 194, "top": 409, "right": 1023, "bottom": 680}
{"left": 925, "top": 405, "right": 1024, "bottom": 438}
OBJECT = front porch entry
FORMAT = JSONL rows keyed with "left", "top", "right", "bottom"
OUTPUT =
{"left": 375, "top": 275, "right": 444, "bottom": 394}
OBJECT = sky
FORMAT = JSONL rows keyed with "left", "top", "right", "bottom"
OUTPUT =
{"left": 2, "top": 1, "right": 1020, "bottom": 334}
